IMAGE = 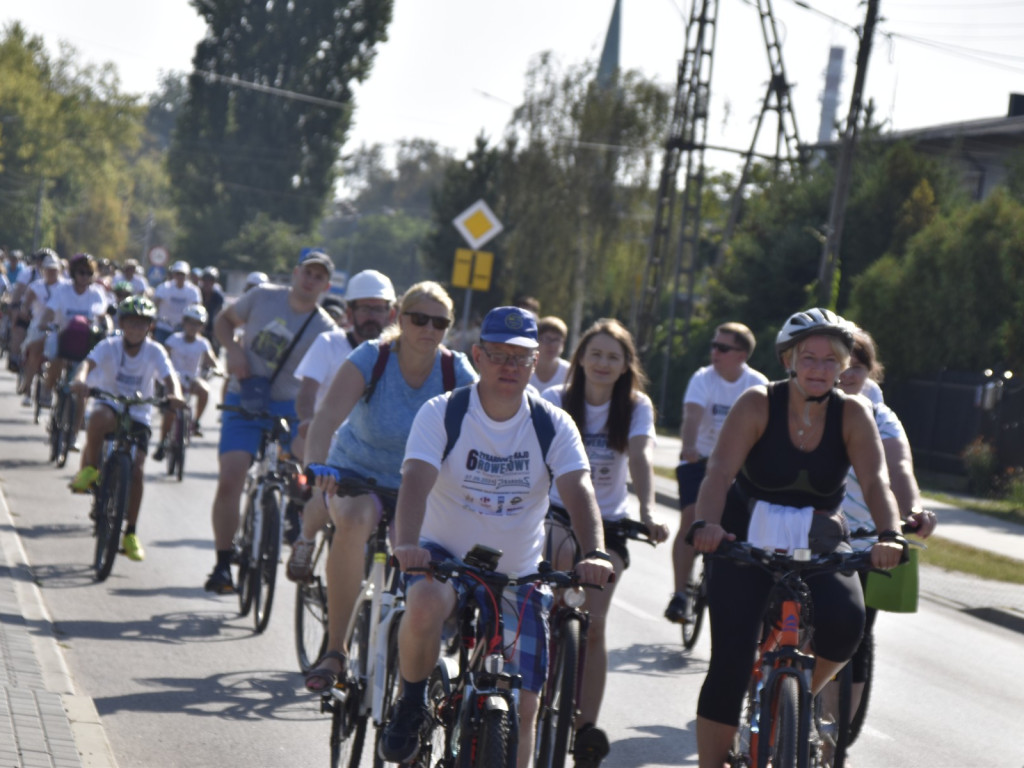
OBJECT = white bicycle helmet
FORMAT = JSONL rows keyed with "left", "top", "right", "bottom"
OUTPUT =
{"left": 245, "top": 271, "right": 269, "bottom": 287}
{"left": 775, "top": 307, "right": 854, "bottom": 364}
{"left": 183, "top": 303, "right": 208, "bottom": 324}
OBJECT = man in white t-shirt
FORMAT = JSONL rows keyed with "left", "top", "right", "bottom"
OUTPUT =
{"left": 378, "top": 306, "right": 614, "bottom": 768}
{"left": 665, "top": 322, "right": 768, "bottom": 624}
{"left": 286, "top": 269, "right": 397, "bottom": 581}
{"left": 153, "top": 261, "right": 202, "bottom": 343}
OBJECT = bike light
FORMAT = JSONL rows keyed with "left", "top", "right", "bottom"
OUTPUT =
{"left": 484, "top": 654, "right": 505, "bottom": 674}
{"left": 564, "top": 586, "right": 586, "bottom": 609}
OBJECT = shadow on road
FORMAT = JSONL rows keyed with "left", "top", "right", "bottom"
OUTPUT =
{"left": 602, "top": 722, "right": 697, "bottom": 767}
{"left": 50, "top": 608, "right": 255, "bottom": 646}
{"left": 609, "top": 641, "right": 706, "bottom": 677}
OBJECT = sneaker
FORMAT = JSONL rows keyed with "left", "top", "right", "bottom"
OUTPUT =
{"left": 70, "top": 466, "right": 100, "bottom": 494}
{"left": 191, "top": 422, "right": 203, "bottom": 438}
{"left": 664, "top": 592, "right": 689, "bottom": 624}
{"left": 152, "top": 439, "right": 166, "bottom": 462}
{"left": 286, "top": 537, "right": 316, "bottom": 583}
{"left": 378, "top": 697, "right": 430, "bottom": 764}
{"left": 204, "top": 567, "right": 236, "bottom": 594}
{"left": 573, "top": 724, "right": 610, "bottom": 768}
{"left": 122, "top": 533, "right": 145, "bottom": 561}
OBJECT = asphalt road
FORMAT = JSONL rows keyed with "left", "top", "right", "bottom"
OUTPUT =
{"left": 1, "top": 371, "right": 1022, "bottom": 767}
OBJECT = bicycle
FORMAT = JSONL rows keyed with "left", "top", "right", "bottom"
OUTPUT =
{"left": 535, "top": 517, "right": 651, "bottom": 768}
{"left": 219, "top": 403, "right": 302, "bottom": 634}
{"left": 48, "top": 360, "right": 79, "bottom": 468}
{"left": 693, "top": 534, "right": 903, "bottom": 768}
{"left": 88, "top": 388, "right": 164, "bottom": 582}
{"left": 165, "top": 399, "right": 192, "bottom": 482}
{"left": 315, "top": 477, "right": 401, "bottom": 768}
{"left": 680, "top": 551, "right": 708, "bottom": 651}
{"left": 295, "top": 521, "right": 333, "bottom": 674}
{"left": 407, "top": 549, "right": 587, "bottom": 768}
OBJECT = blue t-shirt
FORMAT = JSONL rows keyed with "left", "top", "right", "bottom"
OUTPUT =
{"left": 326, "top": 340, "right": 477, "bottom": 488}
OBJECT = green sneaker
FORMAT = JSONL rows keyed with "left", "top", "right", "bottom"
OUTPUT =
{"left": 122, "top": 533, "right": 145, "bottom": 562}
{"left": 70, "top": 466, "right": 100, "bottom": 494}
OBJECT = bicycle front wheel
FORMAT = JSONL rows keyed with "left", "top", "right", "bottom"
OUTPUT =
{"left": 253, "top": 487, "right": 282, "bottom": 633}
{"left": 536, "top": 612, "right": 581, "bottom": 768}
{"left": 373, "top": 610, "right": 404, "bottom": 768}
{"left": 93, "top": 453, "right": 130, "bottom": 582}
{"left": 294, "top": 533, "right": 330, "bottom": 673}
{"left": 470, "top": 706, "right": 513, "bottom": 768}
{"left": 682, "top": 558, "right": 707, "bottom": 650}
{"left": 330, "top": 692, "right": 368, "bottom": 768}
{"left": 331, "top": 601, "right": 370, "bottom": 767}
{"left": 56, "top": 392, "right": 76, "bottom": 469}
{"left": 237, "top": 492, "right": 257, "bottom": 617}
{"left": 759, "top": 674, "right": 800, "bottom": 768}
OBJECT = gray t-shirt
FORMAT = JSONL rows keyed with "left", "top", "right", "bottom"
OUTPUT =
{"left": 228, "top": 284, "right": 335, "bottom": 401}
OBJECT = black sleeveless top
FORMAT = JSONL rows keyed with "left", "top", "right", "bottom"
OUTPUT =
{"left": 721, "top": 381, "right": 849, "bottom": 539}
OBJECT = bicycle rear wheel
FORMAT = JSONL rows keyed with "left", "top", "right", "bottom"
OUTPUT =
{"left": 331, "top": 601, "right": 370, "bottom": 767}
{"left": 237, "top": 492, "right": 258, "bottom": 617}
{"left": 93, "top": 453, "right": 130, "bottom": 582}
{"left": 828, "top": 664, "right": 853, "bottom": 768}
{"left": 295, "top": 532, "right": 330, "bottom": 673}
{"left": 535, "top": 611, "right": 581, "bottom": 768}
{"left": 55, "top": 391, "right": 76, "bottom": 468}
{"left": 253, "top": 487, "right": 282, "bottom": 633}
{"left": 848, "top": 631, "right": 872, "bottom": 745}
{"left": 682, "top": 558, "right": 707, "bottom": 650}
{"left": 759, "top": 674, "right": 800, "bottom": 768}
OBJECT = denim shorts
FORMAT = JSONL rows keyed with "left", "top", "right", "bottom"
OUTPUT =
{"left": 218, "top": 391, "right": 297, "bottom": 456}
{"left": 406, "top": 541, "right": 553, "bottom": 693}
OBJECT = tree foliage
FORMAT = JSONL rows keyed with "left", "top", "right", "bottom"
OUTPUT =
{"left": 168, "top": 0, "right": 394, "bottom": 265}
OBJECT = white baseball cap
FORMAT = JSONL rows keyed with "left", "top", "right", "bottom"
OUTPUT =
{"left": 170, "top": 260, "right": 190, "bottom": 274}
{"left": 346, "top": 270, "right": 395, "bottom": 302}
{"left": 246, "top": 271, "right": 269, "bottom": 286}
{"left": 41, "top": 253, "right": 61, "bottom": 270}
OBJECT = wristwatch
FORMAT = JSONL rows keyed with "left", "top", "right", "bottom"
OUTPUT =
{"left": 583, "top": 549, "right": 613, "bottom": 564}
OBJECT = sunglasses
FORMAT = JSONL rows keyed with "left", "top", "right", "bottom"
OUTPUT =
{"left": 404, "top": 311, "right": 451, "bottom": 330}
{"left": 711, "top": 342, "right": 742, "bottom": 353}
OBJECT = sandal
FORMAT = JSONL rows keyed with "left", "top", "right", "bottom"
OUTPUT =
{"left": 305, "top": 650, "right": 346, "bottom": 693}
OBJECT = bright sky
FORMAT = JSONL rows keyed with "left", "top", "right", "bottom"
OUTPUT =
{"left": 6, "top": 0, "right": 1024, "bottom": 181}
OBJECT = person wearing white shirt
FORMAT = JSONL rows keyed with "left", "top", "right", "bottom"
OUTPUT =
{"left": 153, "top": 261, "right": 202, "bottom": 343}
{"left": 17, "top": 254, "right": 65, "bottom": 404}
{"left": 529, "top": 315, "right": 572, "bottom": 392}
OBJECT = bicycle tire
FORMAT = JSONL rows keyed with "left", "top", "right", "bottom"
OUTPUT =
{"left": 33, "top": 376, "right": 43, "bottom": 424}
{"left": 175, "top": 408, "right": 188, "bottom": 482}
{"left": 330, "top": 691, "right": 368, "bottom": 768}
{"left": 56, "top": 391, "right": 76, "bottom": 468}
{"left": 332, "top": 601, "right": 371, "bottom": 767}
{"left": 535, "top": 612, "right": 581, "bottom": 768}
{"left": 732, "top": 675, "right": 757, "bottom": 765}
{"left": 237, "top": 492, "right": 257, "bottom": 617}
{"left": 253, "top": 487, "right": 281, "bottom": 633}
{"left": 759, "top": 674, "right": 799, "bottom": 768}
{"left": 682, "top": 559, "right": 707, "bottom": 650}
{"left": 372, "top": 611, "right": 404, "bottom": 768}
{"left": 93, "top": 453, "right": 130, "bottom": 582}
{"left": 294, "top": 534, "right": 330, "bottom": 673}
{"left": 847, "top": 631, "right": 872, "bottom": 745}
{"left": 829, "top": 664, "right": 853, "bottom": 768}
{"left": 470, "top": 706, "right": 513, "bottom": 768}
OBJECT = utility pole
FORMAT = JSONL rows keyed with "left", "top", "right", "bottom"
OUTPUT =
{"left": 817, "top": 0, "right": 880, "bottom": 306}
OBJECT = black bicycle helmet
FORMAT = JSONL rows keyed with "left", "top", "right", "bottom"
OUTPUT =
{"left": 118, "top": 295, "right": 157, "bottom": 320}
{"left": 775, "top": 308, "right": 854, "bottom": 363}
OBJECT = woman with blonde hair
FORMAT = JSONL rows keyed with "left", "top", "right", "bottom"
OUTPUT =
{"left": 542, "top": 318, "right": 670, "bottom": 766}
{"left": 302, "top": 281, "right": 477, "bottom": 691}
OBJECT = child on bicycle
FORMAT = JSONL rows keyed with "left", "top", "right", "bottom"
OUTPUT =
{"left": 69, "top": 296, "right": 183, "bottom": 562}
{"left": 153, "top": 303, "right": 223, "bottom": 460}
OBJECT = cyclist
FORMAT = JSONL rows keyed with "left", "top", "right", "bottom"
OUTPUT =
{"left": 17, "top": 252, "right": 65, "bottom": 406}
{"left": 688, "top": 308, "right": 905, "bottom": 768}
{"left": 665, "top": 322, "right": 767, "bottom": 624}
{"left": 541, "top": 318, "right": 670, "bottom": 767}
{"left": 154, "top": 304, "right": 222, "bottom": 459}
{"left": 38, "top": 253, "right": 112, "bottom": 412}
{"left": 301, "top": 281, "right": 476, "bottom": 691}
{"left": 8, "top": 248, "right": 48, "bottom": 372}
{"left": 153, "top": 261, "right": 202, "bottom": 343}
{"left": 198, "top": 267, "right": 225, "bottom": 353}
{"left": 529, "top": 315, "right": 571, "bottom": 393}
{"left": 69, "top": 296, "right": 183, "bottom": 561}
{"left": 244, "top": 271, "right": 269, "bottom": 292}
{"left": 286, "top": 269, "right": 397, "bottom": 581}
{"left": 204, "top": 250, "right": 336, "bottom": 594}
{"left": 380, "top": 306, "right": 614, "bottom": 768}
{"left": 115, "top": 258, "right": 150, "bottom": 297}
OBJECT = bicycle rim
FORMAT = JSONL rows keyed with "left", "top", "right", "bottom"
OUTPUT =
{"left": 294, "top": 536, "right": 329, "bottom": 673}
{"left": 682, "top": 560, "right": 707, "bottom": 650}
{"left": 537, "top": 612, "right": 580, "bottom": 768}
{"left": 94, "top": 454, "right": 130, "bottom": 581}
{"left": 237, "top": 494, "right": 257, "bottom": 616}
{"left": 253, "top": 488, "right": 281, "bottom": 633}
{"left": 56, "top": 394, "right": 75, "bottom": 468}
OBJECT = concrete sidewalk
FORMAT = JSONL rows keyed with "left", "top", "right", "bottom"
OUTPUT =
{"left": 0, "top": 485, "right": 116, "bottom": 768}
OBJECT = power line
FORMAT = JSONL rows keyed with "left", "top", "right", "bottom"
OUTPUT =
{"left": 192, "top": 69, "right": 348, "bottom": 111}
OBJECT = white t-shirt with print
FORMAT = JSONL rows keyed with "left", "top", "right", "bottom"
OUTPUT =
{"left": 683, "top": 363, "right": 768, "bottom": 459}
{"left": 154, "top": 281, "right": 202, "bottom": 329}
{"left": 294, "top": 329, "right": 356, "bottom": 410}
{"left": 404, "top": 385, "right": 590, "bottom": 577}
{"left": 25, "top": 277, "right": 66, "bottom": 328}
{"left": 543, "top": 387, "right": 655, "bottom": 521}
{"left": 45, "top": 283, "right": 110, "bottom": 330}
{"left": 529, "top": 358, "right": 571, "bottom": 393}
{"left": 164, "top": 332, "right": 214, "bottom": 386}
{"left": 86, "top": 336, "right": 175, "bottom": 425}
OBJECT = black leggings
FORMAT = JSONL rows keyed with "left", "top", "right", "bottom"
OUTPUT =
{"left": 696, "top": 555, "right": 867, "bottom": 726}
{"left": 850, "top": 571, "right": 877, "bottom": 683}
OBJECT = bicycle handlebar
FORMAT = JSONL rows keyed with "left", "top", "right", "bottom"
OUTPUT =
{"left": 406, "top": 557, "right": 603, "bottom": 591}
{"left": 88, "top": 388, "right": 167, "bottom": 408}
{"left": 609, "top": 517, "right": 657, "bottom": 547}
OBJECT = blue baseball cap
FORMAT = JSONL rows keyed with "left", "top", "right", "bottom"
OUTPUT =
{"left": 480, "top": 306, "right": 539, "bottom": 349}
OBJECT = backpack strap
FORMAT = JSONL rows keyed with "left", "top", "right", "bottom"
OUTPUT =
{"left": 440, "top": 345, "right": 455, "bottom": 392}
{"left": 442, "top": 385, "right": 473, "bottom": 462}
{"left": 362, "top": 341, "right": 391, "bottom": 403}
{"left": 526, "top": 393, "right": 556, "bottom": 475}
{"left": 345, "top": 330, "right": 359, "bottom": 349}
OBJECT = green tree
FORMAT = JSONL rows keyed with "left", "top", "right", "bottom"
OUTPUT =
{"left": 221, "top": 212, "right": 309, "bottom": 274}
{"left": 168, "top": 0, "right": 394, "bottom": 265}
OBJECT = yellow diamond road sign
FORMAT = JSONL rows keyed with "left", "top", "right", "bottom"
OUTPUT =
{"left": 453, "top": 199, "right": 503, "bottom": 250}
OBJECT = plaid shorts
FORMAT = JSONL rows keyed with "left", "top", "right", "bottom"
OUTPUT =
{"left": 409, "top": 541, "right": 553, "bottom": 693}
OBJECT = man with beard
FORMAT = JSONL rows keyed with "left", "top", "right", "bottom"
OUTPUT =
{"left": 285, "top": 269, "right": 397, "bottom": 579}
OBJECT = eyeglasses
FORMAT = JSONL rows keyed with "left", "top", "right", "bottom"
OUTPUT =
{"left": 711, "top": 342, "right": 742, "bottom": 354}
{"left": 404, "top": 311, "right": 451, "bottom": 330}
{"left": 480, "top": 346, "right": 537, "bottom": 369}
{"left": 351, "top": 303, "right": 390, "bottom": 315}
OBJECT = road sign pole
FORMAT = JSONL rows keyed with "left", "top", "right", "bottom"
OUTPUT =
{"left": 460, "top": 287, "right": 474, "bottom": 352}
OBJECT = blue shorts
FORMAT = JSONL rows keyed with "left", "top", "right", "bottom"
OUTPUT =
{"left": 218, "top": 391, "right": 297, "bottom": 456}
{"left": 407, "top": 542, "right": 552, "bottom": 693}
{"left": 676, "top": 459, "right": 708, "bottom": 508}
